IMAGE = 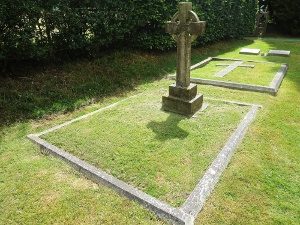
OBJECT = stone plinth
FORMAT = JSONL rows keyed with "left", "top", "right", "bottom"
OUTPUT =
{"left": 162, "top": 2, "right": 206, "bottom": 116}
{"left": 162, "top": 84, "right": 203, "bottom": 116}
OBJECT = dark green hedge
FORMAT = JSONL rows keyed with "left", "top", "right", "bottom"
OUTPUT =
{"left": 267, "top": 0, "right": 300, "bottom": 35}
{"left": 0, "top": 0, "right": 257, "bottom": 63}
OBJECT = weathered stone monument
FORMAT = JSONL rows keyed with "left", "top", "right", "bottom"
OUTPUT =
{"left": 162, "top": 2, "right": 206, "bottom": 116}
{"left": 239, "top": 48, "right": 261, "bottom": 55}
{"left": 267, "top": 50, "right": 291, "bottom": 57}
{"left": 254, "top": 6, "right": 269, "bottom": 37}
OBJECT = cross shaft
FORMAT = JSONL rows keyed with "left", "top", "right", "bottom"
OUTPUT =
{"left": 177, "top": 2, "right": 192, "bottom": 88}
{"left": 165, "top": 2, "right": 205, "bottom": 88}
{"left": 162, "top": 2, "right": 206, "bottom": 116}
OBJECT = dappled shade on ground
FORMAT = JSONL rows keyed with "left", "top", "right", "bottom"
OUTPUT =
{"left": 147, "top": 114, "right": 189, "bottom": 141}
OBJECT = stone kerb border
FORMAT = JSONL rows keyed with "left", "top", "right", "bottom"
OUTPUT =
{"left": 27, "top": 95, "right": 260, "bottom": 225}
{"left": 170, "top": 57, "right": 288, "bottom": 95}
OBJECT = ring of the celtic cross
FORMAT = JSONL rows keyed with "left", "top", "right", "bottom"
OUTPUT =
{"left": 171, "top": 10, "right": 203, "bottom": 42}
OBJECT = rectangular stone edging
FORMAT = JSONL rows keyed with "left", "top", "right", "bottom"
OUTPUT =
{"left": 27, "top": 134, "right": 194, "bottom": 225}
{"left": 269, "top": 64, "right": 288, "bottom": 93}
{"left": 169, "top": 76, "right": 275, "bottom": 94}
{"left": 168, "top": 57, "right": 288, "bottom": 95}
{"left": 190, "top": 57, "right": 213, "bottom": 70}
{"left": 211, "top": 57, "right": 276, "bottom": 64}
{"left": 27, "top": 95, "right": 260, "bottom": 225}
{"left": 180, "top": 105, "right": 260, "bottom": 217}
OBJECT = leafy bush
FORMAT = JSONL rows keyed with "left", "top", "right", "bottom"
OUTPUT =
{"left": 267, "top": 0, "right": 300, "bottom": 35}
{"left": 0, "top": 0, "right": 257, "bottom": 64}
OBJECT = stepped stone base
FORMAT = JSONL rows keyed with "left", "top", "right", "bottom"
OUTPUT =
{"left": 162, "top": 83, "right": 203, "bottom": 116}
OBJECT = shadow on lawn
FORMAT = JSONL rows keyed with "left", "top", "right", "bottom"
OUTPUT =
{"left": 147, "top": 114, "right": 188, "bottom": 141}
{"left": 0, "top": 39, "right": 253, "bottom": 129}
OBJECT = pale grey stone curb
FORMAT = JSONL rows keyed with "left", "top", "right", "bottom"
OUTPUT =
{"left": 212, "top": 57, "right": 275, "bottom": 64}
{"left": 191, "top": 77, "right": 274, "bottom": 93}
{"left": 190, "top": 57, "right": 212, "bottom": 70}
{"left": 169, "top": 75, "right": 274, "bottom": 93}
{"left": 180, "top": 105, "right": 260, "bottom": 217}
{"left": 169, "top": 58, "right": 288, "bottom": 95}
{"left": 269, "top": 64, "right": 288, "bottom": 93}
{"left": 27, "top": 134, "right": 194, "bottom": 225}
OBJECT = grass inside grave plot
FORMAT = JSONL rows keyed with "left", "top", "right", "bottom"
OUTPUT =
{"left": 42, "top": 89, "right": 250, "bottom": 207}
{"left": 191, "top": 60, "right": 281, "bottom": 86}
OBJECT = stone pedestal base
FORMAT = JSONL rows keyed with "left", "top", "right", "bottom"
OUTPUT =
{"left": 162, "top": 83, "right": 203, "bottom": 116}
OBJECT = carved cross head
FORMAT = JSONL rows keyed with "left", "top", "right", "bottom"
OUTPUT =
{"left": 165, "top": 2, "right": 206, "bottom": 42}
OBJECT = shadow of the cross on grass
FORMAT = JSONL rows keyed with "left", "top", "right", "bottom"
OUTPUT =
{"left": 147, "top": 113, "right": 189, "bottom": 141}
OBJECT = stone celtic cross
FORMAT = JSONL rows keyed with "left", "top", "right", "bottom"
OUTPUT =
{"left": 165, "top": 2, "right": 206, "bottom": 88}
{"left": 162, "top": 2, "right": 206, "bottom": 116}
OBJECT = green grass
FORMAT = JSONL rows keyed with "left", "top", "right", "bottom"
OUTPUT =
{"left": 191, "top": 60, "right": 282, "bottom": 86}
{"left": 0, "top": 123, "right": 164, "bottom": 225}
{"left": 42, "top": 88, "right": 250, "bottom": 207}
{"left": 1, "top": 37, "right": 299, "bottom": 224}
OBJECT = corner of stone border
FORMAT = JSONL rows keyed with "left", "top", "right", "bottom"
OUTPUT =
{"left": 27, "top": 133, "right": 38, "bottom": 139}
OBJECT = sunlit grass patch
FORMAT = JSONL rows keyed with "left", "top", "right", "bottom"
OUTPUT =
{"left": 42, "top": 89, "right": 250, "bottom": 207}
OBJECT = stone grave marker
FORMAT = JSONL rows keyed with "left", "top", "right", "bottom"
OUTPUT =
{"left": 162, "top": 2, "right": 206, "bottom": 116}
{"left": 239, "top": 48, "right": 261, "bottom": 55}
{"left": 254, "top": 7, "right": 269, "bottom": 37}
{"left": 267, "top": 50, "right": 290, "bottom": 57}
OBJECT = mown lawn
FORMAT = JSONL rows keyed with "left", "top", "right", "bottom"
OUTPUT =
{"left": 42, "top": 89, "right": 250, "bottom": 207}
{"left": 1, "top": 37, "right": 299, "bottom": 224}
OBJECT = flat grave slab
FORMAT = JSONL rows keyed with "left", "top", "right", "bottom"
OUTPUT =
{"left": 169, "top": 57, "right": 288, "bottom": 95}
{"left": 239, "top": 48, "right": 261, "bottom": 55}
{"left": 267, "top": 49, "right": 291, "bottom": 57}
{"left": 27, "top": 87, "right": 260, "bottom": 225}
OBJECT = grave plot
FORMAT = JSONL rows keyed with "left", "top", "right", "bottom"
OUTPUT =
{"left": 28, "top": 87, "right": 260, "bottom": 225}
{"left": 169, "top": 57, "right": 288, "bottom": 95}
{"left": 27, "top": 3, "right": 260, "bottom": 224}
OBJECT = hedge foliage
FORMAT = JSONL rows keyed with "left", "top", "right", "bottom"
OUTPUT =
{"left": 267, "top": 0, "right": 300, "bottom": 35}
{"left": 0, "top": 0, "right": 257, "bottom": 63}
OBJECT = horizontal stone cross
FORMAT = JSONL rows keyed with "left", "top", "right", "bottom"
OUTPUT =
{"left": 214, "top": 61, "right": 255, "bottom": 77}
{"left": 216, "top": 63, "right": 255, "bottom": 68}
